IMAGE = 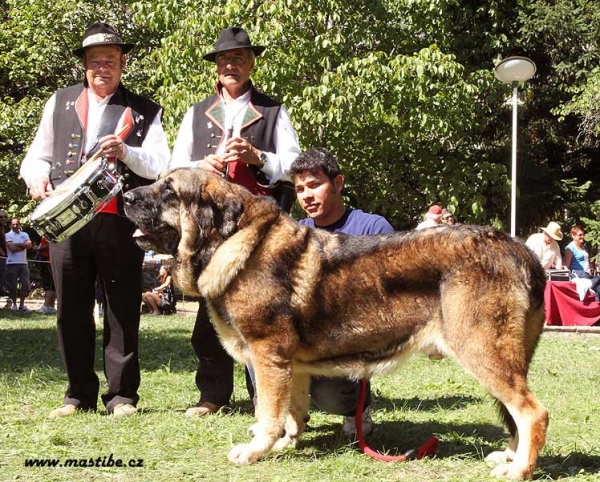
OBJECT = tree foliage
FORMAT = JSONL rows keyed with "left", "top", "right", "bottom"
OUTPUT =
{"left": 1, "top": 0, "right": 600, "bottom": 236}
{"left": 516, "top": 0, "right": 600, "bottom": 246}
{"left": 127, "top": 0, "right": 510, "bottom": 228}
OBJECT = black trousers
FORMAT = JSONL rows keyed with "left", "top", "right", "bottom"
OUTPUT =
{"left": 50, "top": 214, "right": 144, "bottom": 412}
{"left": 191, "top": 300, "right": 254, "bottom": 407}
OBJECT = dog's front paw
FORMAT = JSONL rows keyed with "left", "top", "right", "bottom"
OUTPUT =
{"left": 489, "top": 462, "right": 531, "bottom": 480}
{"left": 485, "top": 450, "right": 514, "bottom": 464}
{"left": 228, "top": 443, "right": 263, "bottom": 464}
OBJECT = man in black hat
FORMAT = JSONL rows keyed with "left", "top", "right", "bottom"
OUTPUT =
{"left": 21, "top": 22, "right": 170, "bottom": 418}
{"left": 170, "top": 27, "right": 301, "bottom": 417}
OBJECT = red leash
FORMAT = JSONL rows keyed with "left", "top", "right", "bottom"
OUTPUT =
{"left": 355, "top": 378, "right": 439, "bottom": 462}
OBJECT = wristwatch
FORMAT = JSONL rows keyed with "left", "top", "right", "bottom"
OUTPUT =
{"left": 257, "top": 151, "right": 268, "bottom": 170}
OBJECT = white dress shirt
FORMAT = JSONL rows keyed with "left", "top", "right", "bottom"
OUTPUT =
{"left": 21, "top": 89, "right": 170, "bottom": 187}
{"left": 525, "top": 233, "right": 563, "bottom": 269}
{"left": 169, "top": 89, "right": 300, "bottom": 183}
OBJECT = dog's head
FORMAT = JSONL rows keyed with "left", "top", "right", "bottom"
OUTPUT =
{"left": 123, "top": 168, "right": 282, "bottom": 294}
{"left": 123, "top": 168, "right": 249, "bottom": 257}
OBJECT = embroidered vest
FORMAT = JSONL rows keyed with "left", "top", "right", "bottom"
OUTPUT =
{"left": 51, "top": 84, "right": 161, "bottom": 213}
{"left": 191, "top": 85, "right": 280, "bottom": 196}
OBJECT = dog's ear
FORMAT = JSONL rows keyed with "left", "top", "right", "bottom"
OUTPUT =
{"left": 216, "top": 193, "right": 244, "bottom": 238}
{"left": 191, "top": 203, "right": 217, "bottom": 242}
{"left": 180, "top": 179, "right": 242, "bottom": 270}
{"left": 194, "top": 177, "right": 245, "bottom": 240}
{"left": 187, "top": 190, "right": 243, "bottom": 241}
{"left": 174, "top": 169, "right": 215, "bottom": 244}
{"left": 175, "top": 203, "right": 202, "bottom": 294}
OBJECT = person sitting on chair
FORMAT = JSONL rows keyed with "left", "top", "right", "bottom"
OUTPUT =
{"left": 441, "top": 208, "right": 456, "bottom": 225}
{"left": 564, "top": 225, "right": 594, "bottom": 277}
{"left": 525, "top": 221, "right": 564, "bottom": 270}
{"left": 142, "top": 265, "right": 174, "bottom": 315}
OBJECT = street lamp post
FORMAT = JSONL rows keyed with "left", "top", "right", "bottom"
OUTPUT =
{"left": 494, "top": 56, "right": 536, "bottom": 238}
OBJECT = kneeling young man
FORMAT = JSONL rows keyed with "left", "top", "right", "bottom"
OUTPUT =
{"left": 290, "top": 147, "right": 394, "bottom": 435}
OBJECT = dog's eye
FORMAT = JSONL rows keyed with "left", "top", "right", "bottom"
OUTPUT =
{"left": 160, "top": 178, "right": 177, "bottom": 199}
{"left": 161, "top": 186, "right": 176, "bottom": 200}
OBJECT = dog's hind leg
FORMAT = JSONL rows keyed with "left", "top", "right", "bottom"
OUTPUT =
{"left": 447, "top": 306, "right": 548, "bottom": 479}
{"left": 487, "top": 389, "right": 548, "bottom": 480}
{"left": 228, "top": 342, "right": 294, "bottom": 464}
{"left": 459, "top": 362, "right": 548, "bottom": 479}
{"left": 490, "top": 308, "right": 548, "bottom": 480}
{"left": 272, "top": 372, "right": 310, "bottom": 451}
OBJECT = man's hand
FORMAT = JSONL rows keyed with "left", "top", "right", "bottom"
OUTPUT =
{"left": 197, "top": 154, "right": 227, "bottom": 177}
{"left": 223, "top": 137, "right": 260, "bottom": 166}
{"left": 29, "top": 176, "right": 52, "bottom": 200}
{"left": 99, "top": 134, "right": 128, "bottom": 161}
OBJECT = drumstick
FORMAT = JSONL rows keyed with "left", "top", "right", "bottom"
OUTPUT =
{"left": 45, "top": 124, "right": 131, "bottom": 196}
{"left": 86, "top": 123, "right": 131, "bottom": 164}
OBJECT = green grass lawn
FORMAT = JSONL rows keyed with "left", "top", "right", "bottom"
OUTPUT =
{"left": 1, "top": 311, "right": 599, "bottom": 481}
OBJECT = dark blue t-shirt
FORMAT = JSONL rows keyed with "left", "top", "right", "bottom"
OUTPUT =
{"left": 299, "top": 208, "right": 394, "bottom": 235}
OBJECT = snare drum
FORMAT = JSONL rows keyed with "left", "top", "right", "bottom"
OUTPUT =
{"left": 31, "top": 159, "right": 123, "bottom": 243}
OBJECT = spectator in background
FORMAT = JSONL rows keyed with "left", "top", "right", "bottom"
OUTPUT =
{"left": 5, "top": 218, "right": 32, "bottom": 312}
{"left": 441, "top": 208, "right": 455, "bottom": 225}
{"left": 525, "top": 221, "right": 564, "bottom": 270}
{"left": 36, "top": 235, "right": 57, "bottom": 315}
{"left": 416, "top": 205, "right": 443, "bottom": 230}
{"left": 0, "top": 209, "right": 8, "bottom": 300}
{"left": 564, "top": 225, "right": 594, "bottom": 277}
{"left": 141, "top": 265, "right": 174, "bottom": 315}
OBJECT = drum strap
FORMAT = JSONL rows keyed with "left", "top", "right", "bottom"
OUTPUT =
{"left": 87, "top": 89, "right": 130, "bottom": 159}
{"left": 86, "top": 89, "right": 133, "bottom": 215}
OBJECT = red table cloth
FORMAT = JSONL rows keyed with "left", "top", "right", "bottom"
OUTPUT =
{"left": 544, "top": 281, "right": 600, "bottom": 326}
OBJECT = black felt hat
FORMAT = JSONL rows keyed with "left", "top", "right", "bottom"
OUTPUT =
{"left": 203, "top": 27, "right": 265, "bottom": 62}
{"left": 73, "top": 22, "right": 134, "bottom": 57}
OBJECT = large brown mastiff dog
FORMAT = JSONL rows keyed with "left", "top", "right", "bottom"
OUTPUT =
{"left": 123, "top": 168, "right": 548, "bottom": 479}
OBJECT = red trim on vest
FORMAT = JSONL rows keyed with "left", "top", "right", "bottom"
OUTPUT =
{"left": 241, "top": 102, "right": 264, "bottom": 130}
{"left": 75, "top": 89, "right": 89, "bottom": 133}
{"left": 205, "top": 96, "right": 224, "bottom": 128}
{"left": 97, "top": 197, "right": 119, "bottom": 214}
{"left": 116, "top": 107, "right": 134, "bottom": 140}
